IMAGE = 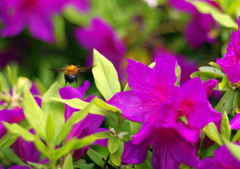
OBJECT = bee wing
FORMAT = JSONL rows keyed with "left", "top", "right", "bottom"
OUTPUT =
{"left": 77, "top": 66, "right": 93, "bottom": 72}
{"left": 48, "top": 68, "right": 66, "bottom": 72}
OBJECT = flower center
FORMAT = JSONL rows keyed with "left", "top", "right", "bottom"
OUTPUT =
{"left": 21, "top": 0, "right": 38, "bottom": 11}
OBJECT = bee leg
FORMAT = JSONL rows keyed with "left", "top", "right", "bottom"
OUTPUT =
{"left": 65, "top": 80, "right": 67, "bottom": 86}
{"left": 75, "top": 78, "right": 77, "bottom": 84}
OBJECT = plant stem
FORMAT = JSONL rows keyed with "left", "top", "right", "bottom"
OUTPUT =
{"left": 50, "top": 160, "right": 56, "bottom": 169}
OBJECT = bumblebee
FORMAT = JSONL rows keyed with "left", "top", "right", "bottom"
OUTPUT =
{"left": 49, "top": 65, "right": 92, "bottom": 85}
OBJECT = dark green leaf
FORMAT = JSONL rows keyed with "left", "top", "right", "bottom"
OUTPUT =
{"left": 87, "top": 148, "right": 106, "bottom": 167}
{"left": 204, "top": 122, "right": 223, "bottom": 145}
{"left": 232, "top": 90, "right": 240, "bottom": 116}
{"left": 215, "top": 90, "right": 236, "bottom": 114}
{"left": 92, "top": 49, "right": 121, "bottom": 101}
{"left": 63, "top": 154, "right": 73, "bottom": 169}
{"left": 1, "top": 148, "right": 25, "bottom": 165}
{"left": 74, "top": 162, "right": 95, "bottom": 169}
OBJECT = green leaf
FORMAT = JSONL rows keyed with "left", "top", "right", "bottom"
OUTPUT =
{"left": 223, "top": 138, "right": 240, "bottom": 160}
{"left": 92, "top": 49, "right": 121, "bottom": 101}
{"left": 110, "top": 151, "right": 121, "bottom": 166}
{"left": 74, "top": 162, "right": 95, "bottom": 169}
{"left": 175, "top": 64, "right": 181, "bottom": 86}
{"left": 46, "top": 112, "right": 55, "bottom": 143}
{"left": 23, "top": 88, "right": 46, "bottom": 140}
{"left": 87, "top": 148, "right": 106, "bottom": 167}
{"left": 232, "top": 90, "right": 240, "bottom": 116}
{"left": 53, "top": 15, "right": 66, "bottom": 47}
{"left": 108, "top": 136, "right": 120, "bottom": 153}
{"left": 63, "top": 7, "right": 89, "bottom": 26}
{"left": 42, "top": 82, "right": 65, "bottom": 144}
{"left": 1, "top": 148, "right": 25, "bottom": 165}
{"left": 220, "top": 111, "right": 231, "bottom": 141}
{"left": 232, "top": 130, "right": 240, "bottom": 142}
{"left": 0, "top": 72, "right": 9, "bottom": 93}
{"left": 54, "top": 99, "right": 95, "bottom": 145}
{"left": 124, "top": 83, "right": 131, "bottom": 91}
{"left": 190, "top": 1, "right": 238, "bottom": 29}
{"left": 198, "top": 66, "right": 224, "bottom": 77}
{"left": 55, "top": 132, "right": 108, "bottom": 159}
{"left": 52, "top": 98, "right": 108, "bottom": 117}
{"left": 34, "top": 135, "right": 50, "bottom": 158}
{"left": 209, "top": 62, "right": 222, "bottom": 69}
{"left": 219, "top": 75, "right": 228, "bottom": 90}
{"left": 63, "top": 154, "right": 73, "bottom": 169}
{"left": 130, "top": 121, "right": 142, "bottom": 135}
{"left": 204, "top": 122, "right": 223, "bottom": 145}
{"left": 215, "top": 89, "right": 236, "bottom": 114}
{"left": 3, "top": 122, "right": 35, "bottom": 142}
{"left": 190, "top": 71, "right": 222, "bottom": 81}
{"left": 28, "top": 162, "right": 48, "bottom": 169}
{"left": 0, "top": 131, "right": 17, "bottom": 149}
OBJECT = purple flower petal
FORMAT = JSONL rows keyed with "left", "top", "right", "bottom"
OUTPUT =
{"left": 11, "top": 136, "right": 40, "bottom": 164}
{"left": 203, "top": 79, "right": 218, "bottom": 97}
{"left": 197, "top": 145, "right": 240, "bottom": 169}
{"left": 178, "top": 78, "right": 221, "bottom": 130}
{"left": 216, "top": 27, "right": 240, "bottom": 83}
{"left": 0, "top": 108, "right": 25, "bottom": 139}
{"left": 230, "top": 113, "right": 240, "bottom": 129}
{"left": 9, "top": 166, "right": 30, "bottom": 169}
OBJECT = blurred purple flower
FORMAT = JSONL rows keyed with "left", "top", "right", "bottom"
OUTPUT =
{"left": 216, "top": 18, "right": 240, "bottom": 84}
{"left": 169, "top": 0, "right": 219, "bottom": 49}
{"left": 0, "top": 0, "right": 62, "bottom": 43}
{"left": 0, "top": 108, "right": 25, "bottom": 139}
{"left": 109, "top": 55, "right": 220, "bottom": 168}
{"left": 75, "top": 17, "right": 126, "bottom": 80}
{"left": 59, "top": 80, "right": 106, "bottom": 160}
{"left": 11, "top": 129, "right": 41, "bottom": 165}
{"left": 197, "top": 145, "right": 240, "bottom": 169}
{"left": 0, "top": 98, "right": 43, "bottom": 169}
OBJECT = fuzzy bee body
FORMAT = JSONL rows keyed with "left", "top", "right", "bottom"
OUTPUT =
{"left": 49, "top": 65, "right": 92, "bottom": 85}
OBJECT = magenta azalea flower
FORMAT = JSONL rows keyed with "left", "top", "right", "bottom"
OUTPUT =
{"left": 59, "top": 81, "right": 106, "bottom": 160}
{"left": 197, "top": 145, "right": 240, "bottom": 169}
{"left": 216, "top": 18, "right": 240, "bottom": 83}
{"left": 109, "top": 54, "right": 220, "bottom": 168}
{"left": 230, "top": 113, "right": 240, "bottom": 129}
{"left": 169, "top": 0, "right": 218, "bottom": 49}
{"left": 11, "top": 129, "right": 41, "bottom": 164}
{"left": 0, "top": 0, "right": 62, "bottom": 43}
{"left": 75, "top": 17, "right": 126, "bottom": 79}
{"left": 0, "top": 108, "right": 25, "bottom": 139}
{"left": 154, "top": 48, "right": 198, "bottom": 85}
